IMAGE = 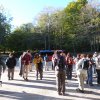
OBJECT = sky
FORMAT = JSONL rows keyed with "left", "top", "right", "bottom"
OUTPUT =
{"left": 0, "top": 0, "right": 74, "bottom": 27}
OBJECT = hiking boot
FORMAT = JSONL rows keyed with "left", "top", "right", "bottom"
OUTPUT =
{"left": 62, "top": 92, "right": 65, "bottom": 96}
{"left": 76, "top": 88, "right": 84, "bottom": 93}
{"left": 25, "top": 78, "right": 28, "bottom": 81}
{"left": 89, "top": 84, "right": 94, "bottom": 86}
{"left": 58, "top": 92, "right": 62, "bottom": 95}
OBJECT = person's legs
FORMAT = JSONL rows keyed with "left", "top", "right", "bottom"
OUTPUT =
{"left": 39, "top": 69, "right": 43, "bottom": 80}
{"left": 96, "top": 69, "right": 100, "bottom": 84}
{"left": 56, "top": 71, "right": 61, "bottom": 95}
{"left": 22, "top": 65, "right": 26, "bottom": 80}
{"left": 69, "top": 66, "right": 73, "bottom": 79}
{"left": 61, "top": 70, "right": 66, "bottom": 95}
{"left": 11, "top": 68, "right": 14, "bottom": 80}
{"left": 25, "top": 65, "right": 29, "bottom": 80}
{"left": 36, "top": 69, "right": 39, "bottom": 80}
{"left": 19, "top": 63, "right": 23, "bottom": 76}
{"left": 88, "top": 67, "right": 93, "bottom": 85}
{"left": 8, "top": 68, "right": 11, "bottom": 80}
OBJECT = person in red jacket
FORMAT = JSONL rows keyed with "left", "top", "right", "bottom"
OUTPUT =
{"left": 22, "top": 50, "right": 31, "bottom": 81}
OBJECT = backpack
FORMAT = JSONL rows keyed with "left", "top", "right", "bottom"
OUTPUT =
{"left": 82, "top": 59, "right": 89, "bottom": 70}
{"left": 6, "top": 57, "right": 16, "bottom": 68}
{"left": 57, "top": 56, "right": 65, "bottom": 70}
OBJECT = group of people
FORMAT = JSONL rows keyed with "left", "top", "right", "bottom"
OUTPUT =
{"left": 51, "top": 51, "right": 100, "bottom": 95}
{"left": 0, "top": 50, "right": 100, "bottom": 96}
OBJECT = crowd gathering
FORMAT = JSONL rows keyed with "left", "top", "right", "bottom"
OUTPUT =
{"left": 0, "top": 50, "right": 100, "bottom": 96}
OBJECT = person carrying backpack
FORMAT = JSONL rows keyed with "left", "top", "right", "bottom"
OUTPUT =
{"left": 76, "top": 54, "right": 89, "bottom": 93}
{"left": 55, "top": 51, "right": 66, "bottom": 95}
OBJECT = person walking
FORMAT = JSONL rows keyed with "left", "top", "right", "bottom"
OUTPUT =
{"left": 0, "top": 55, "right": 6, "bottom": 86}
{"left": 19, "top": 52, "right": 26, "bottom": 77}
{"left": 55, "top": 51, "right": 66, "bottom": 95}
{"left": 6, "top": 53, "right": 16, "bottom": 80}
{"left": 22, "top": 50, "right": 31, "bottom": 81}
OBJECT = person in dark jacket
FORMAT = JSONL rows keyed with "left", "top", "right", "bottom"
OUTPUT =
{"left": 55, "top": 51, "right": 66, "bottom": 95}
{"left": 6, "top": 53, "right": 16, "bottom": 80}
{"left": 0, "top": 56, "right": 6, "bottom": 86}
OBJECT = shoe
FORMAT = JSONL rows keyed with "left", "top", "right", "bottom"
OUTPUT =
{"left": 76, "top": 88, "right": 84, "bottom": 93}
{"left": 25, "top": 78, "right": 28, "bottom": 81}
{"left": 89, "top": 84, "right": 94, "bottom": 86}
{"left": 62, "top": 92, "right": 65, "bottom": 96}
{"left": 23, "top": 76, "right": 26, "bottom": 80}
{"left": 0, "top": 81, "right": 2, "bottom": 86}
{"left": 81, "top": 90, "right": 84, "bottom": 93}
{"left": 58, "top": 92, "right": 62, "bottom": 95}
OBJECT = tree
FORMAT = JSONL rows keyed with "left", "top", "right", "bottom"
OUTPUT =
{"left": 0, "top": 6, "right": 12, "bottom": 52}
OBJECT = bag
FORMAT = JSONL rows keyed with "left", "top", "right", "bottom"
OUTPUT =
{"left": 82, "top": 59, "right": 89, "bottom": 70}
{"left": 57, "top": 56, "right": 65, "bottom": 70}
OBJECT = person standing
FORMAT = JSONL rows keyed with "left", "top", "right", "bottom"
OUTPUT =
{"left": 33, "top": 53, "right": 43, "bottom": 80}
{"left": 6, "top": 53, "right": 16, "bottom": 80}
{"left": 44, "top": 54, "right": 49, "bottom": 71}
{"left": 66, "top": 53, "right": 73, "bottom": 80}
{"left": 76, "top": 54, "right": 89, "bottom": 93}
{"left": 95, "top": 53, "right": 100, "bottom": 85}
{"left": 55, "top": 51, "right": 66, "bottom": 95}
{"left": 86, "top": 54, "right": 94, "bottom": 86}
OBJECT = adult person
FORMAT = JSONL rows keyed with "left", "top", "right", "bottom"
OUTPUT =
{"left": 33, "top": 53, "right": 43, "bottom": 80}
{"left": 6, "top": 53, "right": 16, "bottom": 80}
{"left": 0, "top": 55, "right": 6, "bottom": 86}
{"left": 66, "top": 52, "right": 73, "bottom": 80}
{"left": 86, "top": 54, "right": 94, "bottom": 86}
{"left": 19, "top": 52, "right": 26, "bottom": 76}
{"left": 95, "top": 53, "right": 100, "bottom": 85}
{"left": 44, "top": 54, "right": 49, "bottom": 71}
{"left": 52, "top": 50, "right": 59, "bottom": 70}
{"left": 55, "top": 51, "right": 66, "bottom": 95}
{"left": 76, "top": 54, "right": 89, "bottom": 93}
{"left": 22, "top": 50, "right": 31, "bottom": 81}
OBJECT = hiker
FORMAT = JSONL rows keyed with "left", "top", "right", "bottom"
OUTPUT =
{"left": 76, "top": 54, "right": 89, "bottom": 93}
{"left": 0, "top": 56, "right": 6, "bottom": 86}
{"left": 86, "top": 54, "right": 94, "bottom": 86}
{"left": 6, "top": 53, "right": 16, "bottom": 80}
{"left": 95, "top": 53, "right": 100, "bottom": 85}
{"left": 44, "top": 54, "right": 49, "bottom": 71}
{"left": 66, "top": 52, "right": 73, "bottom": 80}
{"left": 33, "top": 53, "right": 43, "bottom": 80}
{"left": 22, "top": 50, "right": 31, "bottom": 81}
{"left": 55, "top": 51, "right": 66, "bottom": 95}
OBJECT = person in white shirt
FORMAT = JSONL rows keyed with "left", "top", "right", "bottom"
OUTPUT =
{"left": 76, "top": 54, "right": 88, "bottom": 93}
